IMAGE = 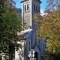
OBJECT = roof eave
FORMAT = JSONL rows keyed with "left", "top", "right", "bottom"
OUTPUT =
{"left": 40, "top": 1, "right": 42, "bottom": 3}
{"left": 21, "top": 1, "right": 24, "bottom": 3}
{"left": 21, "top": 0, "right": 27, "bottom": 3}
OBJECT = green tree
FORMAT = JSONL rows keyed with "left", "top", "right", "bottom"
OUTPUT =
{"left": 0, "top": 0, "right": 22, "bottom": 53}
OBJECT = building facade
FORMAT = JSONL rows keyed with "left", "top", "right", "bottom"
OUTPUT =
{"left": 15, "top": 0, "right": 45, "bottom": 60}
{"left": 21, "top": 0, "right": 41, "bottom": 29}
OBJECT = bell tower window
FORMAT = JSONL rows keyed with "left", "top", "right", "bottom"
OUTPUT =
{"left": 33, "top": 4, "right": 38, "bottom": 11}
{"left": 36, "top": 6, "right": 37, "bottom": 11}
{"left": 25, "top": 5, "right": 26, "bottom": 11}
{"left": 27, "top": 4, "right": 29, "bottom": 10}
{"left": 24, "top": 4, "right": 29, "bottom": 12}
{"left": 33, "top": 4, "right": 37, "bottom": 11}
{"left": 34, "top": 5, "right": 35, "bottom": 10}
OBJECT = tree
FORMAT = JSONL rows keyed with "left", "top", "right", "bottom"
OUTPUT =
{"left": 33, "top": 13, "right": 42, "bottom": 38}
{"left": 0, "top": 0, "right": 22, "bottom": 59}
{"left": 39, "top": 1, "right": 60, "bottom": 60}
{"left": 46, "top": 0, "right": 60, "bottom": 10}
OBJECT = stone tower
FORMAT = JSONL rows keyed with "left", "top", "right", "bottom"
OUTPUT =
{"left": 21, "top": 0, "right": 41, "bottom": 29}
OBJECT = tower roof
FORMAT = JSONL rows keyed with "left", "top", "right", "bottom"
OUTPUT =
{"left": 21, "top": 0, "right": 28, "bottom": 3}
{"left": 36, "top": 0, "right": 41, "bottom": 3}
{"left": 21, "top": 0, "right": 42, "bottom": 3}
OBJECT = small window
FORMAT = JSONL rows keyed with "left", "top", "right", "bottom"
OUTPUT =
{"left": 33, "top": 4, "right": 38, "bottom": 11}
{"left": 25, "top": 5, "right": 26, "bottom": 11}
{"left": 36, "top": 6, "right": 37, "bottom": 11}
{"left": 34, "top": 5, "right": 35, "bottom": 10}
{"left": 27, "top": 4, "right": 29, "bottom": 10}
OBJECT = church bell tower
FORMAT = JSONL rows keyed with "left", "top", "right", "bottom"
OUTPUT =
{"left": 21, "top": 0, "right": 41, "bottom": 29}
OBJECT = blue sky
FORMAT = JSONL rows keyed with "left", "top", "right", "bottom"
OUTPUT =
{"left": 14, "top": 0, "right": 47, "bottom": 12}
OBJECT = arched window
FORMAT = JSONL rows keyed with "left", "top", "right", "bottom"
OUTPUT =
{"left": 25, "top": 5, "right": 26, "bottom": 11}
{"left": 36, "top": 6, "right": 37, "bottom": 11}
{"left": 27, "top": 4, "right": 29, "bottom": 10}
{"left": 33, "top": 4, "right": 38, "bottom": 11}
{"left": 34, "top": 5, "right": 35, "bottom": 10}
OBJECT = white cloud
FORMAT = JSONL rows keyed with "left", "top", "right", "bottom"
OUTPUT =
{"left": 40, "top": 10, "right": 47, "bottom": 16}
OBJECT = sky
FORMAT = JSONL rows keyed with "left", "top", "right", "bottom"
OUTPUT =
{"left": 14, "top": 0, "right": 47, "bottom": 13}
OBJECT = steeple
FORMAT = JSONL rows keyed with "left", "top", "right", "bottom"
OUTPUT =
{"left": 21, "top": 0, "right": 41, "bottom": 29}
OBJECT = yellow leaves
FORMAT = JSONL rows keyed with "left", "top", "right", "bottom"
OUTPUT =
{"left": 40, "top": 6, "right": 60, "bottom": 54}
{"left": 46, "top": 38, "right": 60, "bottom": 54}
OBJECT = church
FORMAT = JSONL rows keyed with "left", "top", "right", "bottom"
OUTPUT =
{"left": 15, "top": 0, "right": 45, "bottom": 60}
